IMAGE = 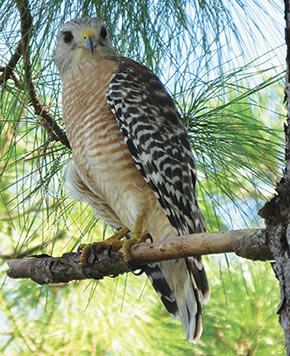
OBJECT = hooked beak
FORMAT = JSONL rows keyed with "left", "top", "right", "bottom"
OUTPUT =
{"left": 84, "top": 36, "right": 95, "bottom": 54}
{"left": 82, "top": 30, "right": 96, "bottom": 55}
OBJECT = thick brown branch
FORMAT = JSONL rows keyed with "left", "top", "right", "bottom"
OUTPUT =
{"left": 7, "top": 251, "right": 134, "bottom": 284}
{"left": 16, "top": 0, "right": 70, "bottom": 149}
{"left": 6, "top": 229, "right": 272, "bottom": 284}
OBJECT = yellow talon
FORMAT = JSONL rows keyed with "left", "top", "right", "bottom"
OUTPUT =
{"left": 122, "top": 213, "right": 149, "bottom": 262}
{"left": 122, "top": 232, "right": 149, "bottom": 262}
{"left": 79, "top": 214, "right": 150, "bottom": 265}
{"left": 79, "top": 227, "right": 130, "bottom": 265}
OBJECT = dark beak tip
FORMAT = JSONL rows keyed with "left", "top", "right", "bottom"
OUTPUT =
{"left": 84, "top": 36, "right": 95, "bottom": 55}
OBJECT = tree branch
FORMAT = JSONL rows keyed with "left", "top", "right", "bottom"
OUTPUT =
{"left": 6, "top": 228, "right": 272, "bottom": 284}
{"left": 15, "top": 0, "right": 70, "bottom": 149}
{"left": 7, "top": 251, "right": 133, "bottom": 284}
{"left": 132, "top": 228, "right": 272, "bottom": 262}
{"left": 0, "top": 41, "right": 23, "bottom": 86}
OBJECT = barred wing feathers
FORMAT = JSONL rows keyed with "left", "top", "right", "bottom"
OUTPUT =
{"left": 107, "top": 57, "right": 209, "bottom": 341}
{"left": 107, "top": 57, "right": 204, "bottom": 236}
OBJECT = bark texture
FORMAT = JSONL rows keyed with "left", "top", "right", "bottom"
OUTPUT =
{"left": 259, "top": 1, "right": 290, "bottom": 353}
{"left": 7, "top": 229, "right": 271, "bottom": 283}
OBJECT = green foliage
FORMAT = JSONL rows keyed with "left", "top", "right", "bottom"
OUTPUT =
{"left": 202, "top": 258, "right": 284, "bottom": 355}
{"left": 0, "top": 0, "right": 286, "bottom": 355}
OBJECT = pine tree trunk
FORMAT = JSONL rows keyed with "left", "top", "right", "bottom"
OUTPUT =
{"left": 258, "top": 1, "right": 290, "bottom": 353}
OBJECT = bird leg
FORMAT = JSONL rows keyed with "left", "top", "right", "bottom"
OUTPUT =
{"left": 79, "top": 227, "right": 130, "bottom": 265}
{"left": 122, "top": 214, "right": 149, "bottom": 263}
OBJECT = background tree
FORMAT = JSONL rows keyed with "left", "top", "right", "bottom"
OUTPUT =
{"left": 0, "top": 0, "right": 288, "bottom": 355}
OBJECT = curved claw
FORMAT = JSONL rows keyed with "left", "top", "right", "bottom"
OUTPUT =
{"left": 80, "top": 241, "right": 108, "bottom": 265}
{"left": 122, "top": 232, "right": 150, "bottom": 263}
{"left": 79, "top": 227, "right": 130, "bottom": 265}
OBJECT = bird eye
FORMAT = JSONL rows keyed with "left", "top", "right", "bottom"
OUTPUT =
{"left": 100, "top": 27, "right": 107, "bottom": 39}
{"left": 63, "top": 31, "right": 73, "bottom": 43}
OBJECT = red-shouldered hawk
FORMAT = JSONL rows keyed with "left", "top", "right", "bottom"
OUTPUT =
{"left": 55, "top": 17, "right": 209, "bottom": 343}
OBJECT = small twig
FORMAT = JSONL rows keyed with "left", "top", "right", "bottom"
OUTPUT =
{"left": 6, "top": 228, "right": 272, "bottom": 285}
{"left": 0, "top": 66, "right": 22, "bottom": 89}
{"left": 0, "top": 41, "right": 23, "bottom": 86}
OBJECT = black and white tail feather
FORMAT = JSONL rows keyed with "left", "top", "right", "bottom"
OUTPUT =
{"left": 144, "top": 263, "right": 178, "bottom": 316}
{"left": 107, "top": 56, "right": 209, "bottom": 342}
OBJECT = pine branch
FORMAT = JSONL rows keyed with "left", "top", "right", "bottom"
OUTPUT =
{"left": 0, "top": 66, "right": 22, "bottom": 89}
{"left": 6, "top": 228, "right": 272, "bottom": 284}
{"left": 0, "top": 41, "right": 23, "bottom": 86}
{"left": 15, "top": 0, "right": 70, "bottom": 149}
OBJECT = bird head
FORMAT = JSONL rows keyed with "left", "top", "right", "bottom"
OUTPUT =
{"left": 55, "top": 17, "right": 116, "bottom": 76}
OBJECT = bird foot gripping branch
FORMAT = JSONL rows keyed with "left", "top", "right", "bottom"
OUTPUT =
{"left": 79, "top": 218, "right": 150, "bottom": 265}
{"left": 79, "top": 227, "right": 129, "bottom": 265}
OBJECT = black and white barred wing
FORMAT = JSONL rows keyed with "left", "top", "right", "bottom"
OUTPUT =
{"left": 107, "top": 57, "right": 204, "bottom": 236}
{"left": 107, "top": 57, "right": 210, "bottom": 337}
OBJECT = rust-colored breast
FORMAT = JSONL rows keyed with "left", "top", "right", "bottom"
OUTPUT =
{"left": 62, "top": 59, "right": 119, "bottom": 165}
{"left": 62, "top": 58, "right": 155, "bottom": 229}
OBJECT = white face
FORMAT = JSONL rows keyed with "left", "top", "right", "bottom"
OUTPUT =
{"left": 55, "top": 17, "right": 116, "bottom": 75}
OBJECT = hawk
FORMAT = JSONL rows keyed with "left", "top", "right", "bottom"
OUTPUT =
{"left": 55, "top": 17, "right": 209, "bottom": 342}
